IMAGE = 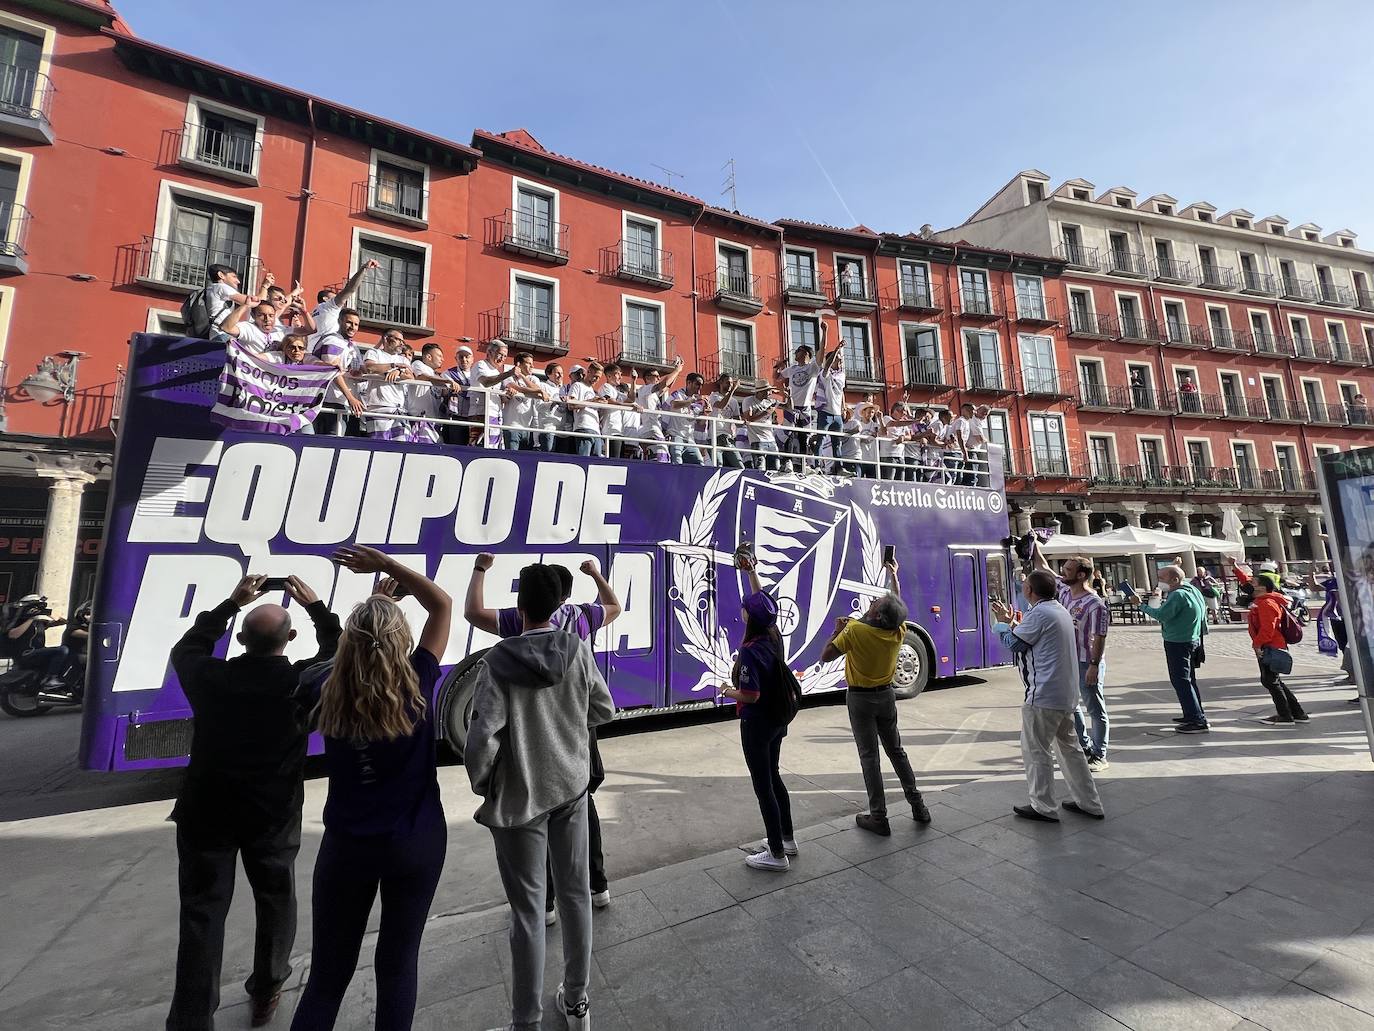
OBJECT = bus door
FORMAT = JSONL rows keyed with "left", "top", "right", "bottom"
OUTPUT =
{"left": 949, "top": 550, "right": 986, "bottom": 670}
{"left": 601, "top": 544, "right": 664, "bottom": 713}
{"left": 663, "top": 544, "right": 726, "bottom": 708}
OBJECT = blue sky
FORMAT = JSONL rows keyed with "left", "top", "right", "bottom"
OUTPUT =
{"left": 120, "top": 0, "right": 1374, "bottom": 239}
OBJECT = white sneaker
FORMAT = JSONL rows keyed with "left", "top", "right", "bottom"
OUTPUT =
{"left": 745, "top": 848, "right": 790, "bottom": 872}
{"left": 544, "top": 908, "right": 557, "bottom": 927}
{"left": 591, "top": 889, "right": 611, "bottom": 909}
{"left": 757, "top": 838, "right": 799, "bottom": 856}
{"left": 556, "top": 983, "right": 590, "bottom": 1031}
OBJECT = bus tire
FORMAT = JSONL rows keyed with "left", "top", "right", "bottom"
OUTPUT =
{"left": 436, "top": 649, "right": 488, "bottom": 763}
{"left": 892, "top": 627, "right": 932, "bottom": 700}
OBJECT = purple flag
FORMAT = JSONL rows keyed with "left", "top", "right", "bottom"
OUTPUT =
{"left": 210, "top": 340, "right": 339, "bottom": 434}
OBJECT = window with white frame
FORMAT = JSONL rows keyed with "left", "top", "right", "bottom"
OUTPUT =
{"left": 0, "top": 22, "right": 47, "bottom": 118}
{"left": 719, "top": 320, "right": 754, "bottom": 380}
{"left": 1139, "top": 438, "right": 1165, "bottom": 480}
{"left": 788, "top": 314, "right": 819, "bottom": 355}
{"left": 514, "top": 183, "right": 557, "bottom": 249}
{"left": 1232, "top": 442, "right": 1257, "bottom": 487}
{"left": 1206, "top": 307, "right": 1230, "bottom": 346}
{"left": 623, "top": 216, "right": 660, "bottom": 276}
{"left": 1014, "top": 274, "right": 1045, "bottom": 319}
{"left": 898, "top": 260, "right": 932, "bottom": 307}
{"left": 1185, "top": 440, "right": 1212, "bottom": 478}
{"left": 1087, "top": 435, "right": 1116, "bottom": 477}
{"left": 1028, "top": 412, "right": 1068, "bottom": 474}
{"left": 624, "top": 300, "right": 663, "bottom": 360}
{"left": 959, "top": 267, "right": 991, "bottom": 313}
{"left": 1275, "top": 444, "right": 1300, "bottom": 490}
{"left": 1018, "top": 333, "right": 1057, "bottom": 393}
{"left": 903, "top": 324, "right": 942, "bottom": 386}
{"left": 962, "top": 328, "right": 1001, "bottom": 388}
{"left": 1219, "top": 372, "right": 1244, "bottom": 416}
{"left": 784, "top": 249, "right": 819, "bottom": 292}
{"left": 153, "top": 188, "right": 256, "bottom": 288}
{"left": 1162, "top": 300, "right": 1186, "bottom": 342}
{"left": 840, "top": 321, "right": 873, "bottom": 377}
{"left": 181, "top": 97, "right": 263, "bottom": 180}
{"left": 1301, "top": 379, "right": 1325, "bottom": 421}
{"left": 511, "top": 275, "right": 556, "bottom": 347}
{"left": 986, "top": 410, "right": 1012, "bottom": 473}
{"left": 357, "top": 237, "right": 428, "bottom": 327}
{"left": 835, "top": 256, "right": 867, "bottom": 301}
{"left": 370, "top": 155, "right": 427, "bottom": 222}
{"left": 718, "top": 244, "right": 750, "bottom": 294}
{"left": 1068, "top": 288, "right": 1093, "bottom": 331}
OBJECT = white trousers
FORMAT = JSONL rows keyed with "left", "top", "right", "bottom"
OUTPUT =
{"left": 1020, "top": 703, "right": 1104, "bottom": 817}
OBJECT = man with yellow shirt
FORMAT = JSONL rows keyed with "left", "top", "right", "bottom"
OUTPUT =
{"left": 821, "top": 559, "right": 932, "bottom": 835}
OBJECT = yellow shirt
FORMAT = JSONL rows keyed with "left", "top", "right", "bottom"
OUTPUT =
{"left": 832, "top": 619, "right": 903, "bottom": 687}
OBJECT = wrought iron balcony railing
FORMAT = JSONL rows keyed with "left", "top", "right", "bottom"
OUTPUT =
{"left": 1055, "top": 242, "right": 1103, "bottom": 271}
{"left": 963, "top": 360, "right": 1011, "bottom": 393}
{"left": 844, "top": 353, "right": 886, "bottom": 386}
{"left": 1076, "top": 382, "right": 1132, "bottom": 410}
{"left": 1332, "top": 340, "right": 1370, "bottom": 366}
{"left": 0, "top": 201, "right": 32, "bottom": 258}
{"left": 1106, "top": 248, "right": 1150, "bottom": 277}
{"left": 364, "top": 174, "right": 427, "bottom": 221}
{"left": 1152, "top": 256, "right": 1193, "bottom": 283}
{"left": 492, "top": 208, "right": 570, "bottom": 263}
{"left": 1197, "top": 264, "right": 1239, "bottom": 290}
{"left": 1319, "top": 282, "right": 1354, "bottom": 307}
{"left": 700, "top": 349, "right": 758, "bottom": 384}
{"left": 0, "top": 61, "right": 54, "bottom": 136}
{"left": 1116, "top": 315, "right": 1161, "bottom": 342}
{"left": 133, "top": 236, "right": 260, "bottom": 291}
{"left": 700, "top": 267, "right": 763, "bottom": 313}
{"left": 1127, "top": 385, "right": 1172, "bottom": 414}
{"left": 1014, "top": 293, "right": 1058, "bottom": 324}
{"left": 1068, "top": 310, "right": 1116, "bottom": 337}
{"left": 891, "top": 279, "right": 942, "bottom": 312}
{"left": 956, "top": 287, "right": 1002, "bottom": 320}
{"left": 1264, "top": 397, "right": 1307, "bottom": 423}
{"left": 781, "top": 266, "right": 828, "bottom": 302}
{"left": 1218, "top": 394, "right": 1269, "bottom": 420}
{"left": 1356, "top": 288, "right": 1374, "bottom": 312}
{"left": 1305, "top": 399, "right": 1344, "bottom": 425}
{"left": 1280, "top": 277, "right": 1319, "bottom": 303}
{"left": 831, "top": 272, "right": 876, "bottom": 308}
{"left": 609, "top": 240, "right": 674, "bottom": 288}
{"left": 904, "top": 355, "right": 955, "bottom": 389}
{"left": 596, "top": 325, "right": 677, "bottom": 370}
{"left": 1246, "top": 331, "right": 1292, "bottom": 357}
{"left": 356, "top": 282, "right": 434, "bottom": 330}
{"left": 1241, "top": 270, "right": 1277, "bottom": 295}
{"left": 1019, "top": 368, "right": 1075, "bottom": 399}
{"left": 1173, "top": 390, "right": 1225, "bottom": 417}
{"left": 480, "top": 301, "right": 570, "bottom": 354}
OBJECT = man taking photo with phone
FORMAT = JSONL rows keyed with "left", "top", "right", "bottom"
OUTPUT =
{"left": 821, "top": 554, "right": 932, "bottom": 835}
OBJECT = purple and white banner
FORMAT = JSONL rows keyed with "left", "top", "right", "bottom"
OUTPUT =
{"left": 210, "top": 340, "right": 338, "bottom": 434}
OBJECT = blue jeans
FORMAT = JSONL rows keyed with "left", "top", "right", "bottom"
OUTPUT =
{"left": 504, "top": 429, "right": 531, "bottom": 451}
{"left": 815, "top": 410, "right": 843, "bottom": 468}
{"left": 1072, "top": 659, "right": 1109, "bottom": 759}
{"left": 671, "top": 442, "right": 703, "bottom": 465}
{"left": 1163, "top": 639, "right": 1206, "bottom": 724}
{"left": 575, "top": 437, "right": 602, "bottom": 458}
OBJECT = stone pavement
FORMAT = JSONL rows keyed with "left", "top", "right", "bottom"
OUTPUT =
{"left": 7, "top": 624, "right": 1374, "bottom": 1030}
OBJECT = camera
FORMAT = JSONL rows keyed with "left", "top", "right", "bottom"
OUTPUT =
{"left": 22, "top": 600, "right": 52, "bottom": 618}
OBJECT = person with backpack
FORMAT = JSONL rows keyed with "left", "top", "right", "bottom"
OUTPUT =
{"left": 463, "top": 555, "right": 622, "bottom": 918}
{"left": 181, "top": 263, "right": 261, "bottom": 340}
{"left": 1250, "top": 572, "right": 1309, "bottom": 725}
{"left": 289, "top": 547, "right": 451, "bottom": 1031}
{"left": 1130, "top": 565, "right": 1209, "bottom": 734}
{"left": 719, "top": 553, "right": 801, "bottom": 871}
{"left": 466, "top": 563, "right": 615, "bottom": 1031}
{"left": 1192, "top": 568, "right": 1222, "bottom": 625}
{"left": 820, "top": 557, "right": 932, "bottom": 835}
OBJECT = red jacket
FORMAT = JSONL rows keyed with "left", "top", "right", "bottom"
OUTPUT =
{"left": 1248, "top": 592, "right": 1288, "bottom": 651}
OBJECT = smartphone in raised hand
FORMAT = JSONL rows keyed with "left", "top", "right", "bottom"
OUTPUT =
{"left": 259, "top": 576, "right": 290, "bottom": 592}
{"left": 882, "top": 545, "right": 896, "bottom": 566}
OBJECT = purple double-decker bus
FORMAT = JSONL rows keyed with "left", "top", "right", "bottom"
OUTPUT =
{"left": 80, "top": 335, "right": 1012, "bottom": 771}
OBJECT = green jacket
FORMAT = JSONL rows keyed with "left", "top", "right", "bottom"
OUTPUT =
{"left": 1140, "top": 583, "right": 1206, "bottom": 643}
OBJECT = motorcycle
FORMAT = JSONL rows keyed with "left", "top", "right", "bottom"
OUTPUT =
{"left": 0, "top": 600, "right": 89, "bottom": 717}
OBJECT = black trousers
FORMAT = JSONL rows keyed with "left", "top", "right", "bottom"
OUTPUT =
{"left": 740, "top": 717, "right": 793, "bottom": 856}
{"left": 1260, "top": 660, "right": 1306, "bottom": 721}
{"left": 166, "top": 813, "right": 301, "bottom": 1031}
{"left": 547, "top": 730, "right": 607, "bottom": 908}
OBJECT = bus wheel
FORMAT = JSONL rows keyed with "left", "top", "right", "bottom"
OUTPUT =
{"left": 436, "top": 650, "right": 488, "bottom": 763}
{"left": 892, "top": 629, "right": 932, "bottom": 700}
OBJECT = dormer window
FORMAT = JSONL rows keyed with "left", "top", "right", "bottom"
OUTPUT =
{"left": 1339, "top": 237, "right": 1354, "bottom": 248}
{"left": 1156, "top": 203, "right": 1173, "bottom": 216}
{"left": 1196, "top": 211, "right": 1212, "bottom": 223}
{"left": 1270, "top": 224, "right": 1284, "bottom": 235}
{"left": 1305, "top": 231, "right": 1319, "bottom": 242}
{"left": 1026, "top": 181, "right": 1044, "bottom": 202}
{"left": 1072, "top": 189, "right": 1090, "bottom": 201}
{"left": 1115, "top": 197, "right": 1132, "bottom": 209}
{"left": 1234, "top": 218, "right": 1250, "bottom": 230}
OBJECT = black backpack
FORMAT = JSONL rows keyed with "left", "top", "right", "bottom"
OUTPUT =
{"left": 760, "top": 653, "right": 804, "bottom": 726}
{"left": 180, "top": 287, "right": 214, "bottom": 339}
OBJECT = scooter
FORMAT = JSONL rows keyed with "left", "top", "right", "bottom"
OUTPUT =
{"left": 0, "top": 649, "right": 85, "bottom": 717}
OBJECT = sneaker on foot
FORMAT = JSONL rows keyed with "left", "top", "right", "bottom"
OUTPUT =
{"left": 1260, "top": 715, "right": 1295, "bottom": 726}
{"left": 1061, "top": 801, "right": 1105, "bottom": 820}
{"left": 745, "top": 848, "right": 790, "bottom": 872}
{"left": 911, "top": 796, "right": 932, "bottom": 824}
{"left": 1087, "top": 756, "right": 1110, "bottom": 772}
{"left": 556, "top": 983, "right": 590, "bottom": 1031}
{"left": 752, "top": 838, "right": 799, "bottom": 856}
{"left": 1172, "top": 716, "right": 1187, "bottom": 722}
{"left": 544, "top": 907, "right": 558, "bottom": 927}
{"left": 1013, "top": 804, "right": 1059, "bottom": 822}
{"left": 1293, "top": 713, "right": 1310, "bottom": 722}
{"left": 591, "top": 889, "right": 611, "bottom": 909}
{"left": 1175, "top": 721, "right": 1210, "bottom": 734}
{"left": 856, "top": 813, "right": 892, "bottom": 836}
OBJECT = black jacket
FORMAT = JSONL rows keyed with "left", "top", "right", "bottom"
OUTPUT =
{"left": 170, "top": 599, "right": 341, "bottom": 842}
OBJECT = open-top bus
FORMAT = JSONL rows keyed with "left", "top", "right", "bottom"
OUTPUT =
{"left": 80, "top": 334, "right": 1012, "bottom": 770}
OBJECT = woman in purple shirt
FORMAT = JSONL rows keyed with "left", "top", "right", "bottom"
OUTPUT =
{"left": 291, "top": 545, "right": 452, "bottom": 1031}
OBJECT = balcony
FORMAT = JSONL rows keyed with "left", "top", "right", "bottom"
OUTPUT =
{"left": 1241, "top": 270, "right": 1277, "bottom": 296}
{"left": 1306, "top": 400, "right": 1345, "bottom": 426}
{"left": 356, "top": 283, "right": 435, "bottom": 333}
{"left": 359, "top": 175, "right": 428, "bottom": 228}
{"left": 1067, "top": 310, "right": 1117, "bottom": 338}
{"left": 904, "top": 356, "right": 956, "bottom": 390}
{"left": 1019, "top": 368, "right": 1075, "bottom": 400}
{"left": 1347, "top": 404, "right": 1372, "bottom": 427}
{"left": 1013, "top": 449, "right": 1083, "bottom": 480}
{"left": 178, "top": 123, "right": 262, "bottom": 184}
{"left": 1332, "top": 340, "right": 1370, "bottom": 366}
{"left": 1159, "top": 320, "right": 1197, "bottom": 348}
{"left": 831, "top": 273, "right": 877, "bottom": 313}
{"left": 700, "top": 267, "right": 763, "bottom": 315}
{"left": 1173, "top": 390, "right": 1225, "bottom": 418}
{"left": 1265, "top": 397, "right": 1307, "bottom": 423}
{"left": 1127, "top": 385, "right": 1172, "bottom": 415}
{"left": 700, "top": 350, "right": 757, "bottom": 384}
{"left": 955, "top": 287, "right": 1002, "bottom": 320}
{"left": 1076, "top": 382, "right": 1131, "bottom": 411}
{"left": 1087, "top": 463, "right": 1191, "bottom": 492}
{"left": 888, "top": 280, "right": 943, "bottom": 313}
{"left": 1318, "top": 282, "right": 1354, "bottom": 307}
{"left": 963, "top": 361, "right": 1012, "bottom": 395}
{"left": 132, "top": 236, "right": 260, "bottom": 294}
{"left": 1195, "top": 325, "right": 1243, "bottom": 351}
{"left": 1219, "top": 394, "right": 1269, "bottom": 421}
{"left": 1211, "top": 329, "right": 1253, "bottom": 354}
{"left": 1152, "top": 256, "right": 1194, "bottom": 284}
{"left": 1105, "top": 248, "right": 1150, "bottom": 278}
{"left": 607, "top": 241, "right": 674, "bottom": 289}
{"left": 1299, "top": 336, "right": 1335, "bottom": 362}
{"left": 480, "top": 301, "right": 570, "bottom": 355}
{"left": 1355, "top": 288, "right": 1374, "bottom": 313}
{"left": 1116, "top": 315, "right": 1161, "bottom": 343}
{"left": 1280, "top": 277, "right": 1319, "bottom": 303}
{"left": 0, "top": 62, "right": 54, "bottom": 144}
{"left": 596, "top": 325, "right": 677, "bottom": 372}
{"left": 0, "top": 201, "right": 31, "bottom": 274}
{"left": 844, "top": 353, "right": 886, "bottom": 390}
{"left": 1014, "top": 292, "right": 1059, "bottom": 326}
{"left": 1260, "top": 468, "right": 1318, "bottom": 494}
{"left": 1246, "top": 331, "right": 1292, "bottom": 357}
{"left": 781, "top": 267, "right": 829, "bottom": 307}
{"left": 1055, "top": 242, "right": 1103, "bottom": 271}
{"left": 491, "top": 208, "right": 570, "bottom": 264}
{"left": 1197, "top": 264, "right": 1239, "bottom": 291}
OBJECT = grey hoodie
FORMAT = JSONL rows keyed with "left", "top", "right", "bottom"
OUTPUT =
{"left": 464, "top": 627, "right": 615, "bottom": 828}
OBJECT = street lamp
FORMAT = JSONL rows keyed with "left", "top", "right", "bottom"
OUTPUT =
{"left": 18, "top": 351, "right": 86, "bottom": 404}
{"left": 1151, "top": 520, "right": 1168, "bottom": 531}
{"left": 1289, "top": 521, "right": 1303, "bottom": 537}
{"left": 1243, "top": 520, "right": 1259, "bottom": 537}
{"left": 1198, "top": 520, "right": 1213, "bottom": 537}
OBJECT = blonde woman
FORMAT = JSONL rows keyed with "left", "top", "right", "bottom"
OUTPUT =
{"left": 290, "top": 545, "right": 451, "bottom": 1031}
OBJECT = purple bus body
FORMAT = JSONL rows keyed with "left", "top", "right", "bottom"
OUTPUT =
{"left": 79, "top": 335, "right": 1011, "bottom": 771}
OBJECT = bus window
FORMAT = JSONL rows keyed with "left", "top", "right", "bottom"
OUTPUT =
{"left": 986, "top": 553, "right": 1008, "bottom": 604}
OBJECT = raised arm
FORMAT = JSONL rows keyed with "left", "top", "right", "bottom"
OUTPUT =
{"left": 336, "top": 258, "right": 381, "bottom": 304}
{"left": 171, "top": 574, "right": 263, "bottom": 691}
{"left": 463, "top": 552, "right": 501, "bottom": 635}
{"left": 284, "top": 576, "right": 341, "bottom": 665}
{"left": 1029, "top": 539, "right": 1050, "bottom": 574}
{"left": 580, "top": 558, "right": 622, "bottom": 625}
{"left": 220, "top": 300, "right": 252, "bottom": 339}
{"left": 333, "top": 545, "right": 451, "bottom": 658}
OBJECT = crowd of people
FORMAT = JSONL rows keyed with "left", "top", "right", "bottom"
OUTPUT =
{"left": 199, "top": 261, "right": 993, "bottom": 483}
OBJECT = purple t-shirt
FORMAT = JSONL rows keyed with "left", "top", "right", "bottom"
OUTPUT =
{"left": 315, "top": 648, "right": 443, "bottom": 837}
{"left": 496, "top": 602, "right": 606, "bottom": 641}
{"left": 1056, "top": 582, "right": 1110, "bottom": 665}
{"left": 735, "top": 637, "right": 780, "bottom": 720}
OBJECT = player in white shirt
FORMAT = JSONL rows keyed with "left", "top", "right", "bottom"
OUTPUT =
{"left": 743, "top": 395, "right": 782, "bottom": 471}
{"left": 564, "top": 362, "right": 605, "bottom": 457}
{"left": 963, "top": 403, "right": 991, "bottom": 486}
{"left": 837, "top": 404, "right": 863, "bottom": 476}
{"left": 219, "top": 299, "right": 284, "bottom": 354}
{"left": 202, "top": 262, "right": 263, "bottom": 338}
{"left": 667, "top": 372, "right": 709, "bottom": 465}
{"left": 855, "top": 403, "right": 882, "bottom": 477}
{"left": 310, "top": 259, "right": 379, "bottom": 340}
{"left": 500, "top": 351, "right": 544, "bottom": 451}
{"left": 936, "top": 409, "right": 968, "bottom": 484}
{"left": 471, "top": 341, "right": 517, "bottom": 448}
{"left": 774, "top": 323, "right": 841, "bottom": 472}
{"left": 814, "top": 348, "right": 848, "bottom": 472}
{"left": 358, "top": 329, "right": 416, "bottom": 440}
{"left": 596, "top": 363, "right": 636, "bottom": 459}
{"left": 708, "top": 373, "right": 770, "bottom": 469}
{"left": 535, "top": 362, "right": 568, "bottom": 453}
{"left": 308, "top": 307, "right": 365, "bottom": 436}
{"left": 634, "top": 357, "right": 684, "bottom": 462}
{"left": 405, "top": 342, "right": 448, "bottom": 444}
